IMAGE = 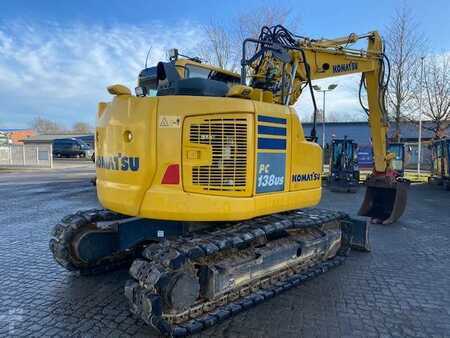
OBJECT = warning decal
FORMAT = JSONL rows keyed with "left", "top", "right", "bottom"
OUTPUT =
{"left": 159, "top": 116, "right": 181, "bottom": 128}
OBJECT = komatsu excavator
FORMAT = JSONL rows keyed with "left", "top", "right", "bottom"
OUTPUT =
{"left": 50, "top": 25, "right": 408, "bottom": 335}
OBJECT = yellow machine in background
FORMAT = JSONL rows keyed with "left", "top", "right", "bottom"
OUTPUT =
{"left": 51, "top": 25, "right": 408, "bottom": 335}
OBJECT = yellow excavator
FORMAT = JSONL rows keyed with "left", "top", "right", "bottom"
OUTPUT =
{"left": 50, "top": 25, "right": 408, "bottom": 335}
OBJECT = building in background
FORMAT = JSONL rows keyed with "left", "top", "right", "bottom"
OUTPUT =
{"left": 0, "top": 131, "right": 10, "bottom": 145}
{"left": 21, "top": 133, "right": 94, "bottom": 146}
{"left": 302, "top": 120, "right": 449, "bottom": 170}
{"left": 0, "top": 129, "right": 35, "bottom": 144}
{"left": 301, "top": 121, "right": 443, "bottom": 145}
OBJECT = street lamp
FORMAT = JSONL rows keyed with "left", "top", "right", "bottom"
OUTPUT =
{"left": 313, "top": 84, "right": 338, "bottom": 149}
{"left": 418, "top": 56, "right": 425, "bottom": 177}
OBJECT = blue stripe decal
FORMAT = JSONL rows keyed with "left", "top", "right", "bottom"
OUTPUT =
{"left": 258, "top": 125, "right": 286, "bottom": 136}
{"left": 258, "top": 138, "right": 286, "bottom": 150}
{"left": 258, "top": 115, "right": 287, "bottom": 125}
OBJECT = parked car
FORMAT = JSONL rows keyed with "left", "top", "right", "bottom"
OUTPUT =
{"left": 76, "top": 135, "right": 95, "bottom": 148}
{"left": 53, "top": 138, "right": 94, "bottom": 159}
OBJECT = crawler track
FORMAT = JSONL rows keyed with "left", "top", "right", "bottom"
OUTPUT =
{"left": 124, "top": 208, "right": 351, "bottom": 336}
{"left": 49, "top": 209, "right": 136, "bottom": 275}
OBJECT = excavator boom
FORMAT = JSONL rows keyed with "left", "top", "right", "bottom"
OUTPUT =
{"left": 240, "top": 26, "right": 409, "bottom": 223}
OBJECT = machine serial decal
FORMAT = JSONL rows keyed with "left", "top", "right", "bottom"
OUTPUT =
{"left": 256, "top": 153, "right": 286, "bottom": 193}
{"left": 292, "top": 172, "right": 321, "bottom": 182}
{"left": 332, "top": 62, "right": 358, "bottom": 73}
{"left": 96, "top": 154, "right": 139, "bottom": 171}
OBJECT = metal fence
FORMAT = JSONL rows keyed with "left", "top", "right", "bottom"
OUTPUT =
{"left": 0, "top": 144, "right": 53, "bottom": 168}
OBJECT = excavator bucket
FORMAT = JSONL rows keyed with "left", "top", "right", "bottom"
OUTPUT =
{"left": 358, "top": 176, "right": 409, "bottom": 224}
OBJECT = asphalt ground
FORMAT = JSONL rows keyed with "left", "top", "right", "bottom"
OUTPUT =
{"left": 0, "top": 165, "right": 449, "bottom": 337}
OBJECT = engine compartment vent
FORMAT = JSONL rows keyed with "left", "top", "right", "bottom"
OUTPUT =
{"left": 189, "top": 116, "right": 248, "bottom": 193}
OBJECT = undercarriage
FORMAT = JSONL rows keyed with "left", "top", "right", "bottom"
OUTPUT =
{"left": 50, "top": 208, "right": 368, "bottom": 336}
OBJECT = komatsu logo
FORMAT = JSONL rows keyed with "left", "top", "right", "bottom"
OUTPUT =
{"left": 333, "top": 62, "right": 358, "bottom": 73}
{"left": 96, "top": 154, "right": 139, "bottom": 172}
{"left": 292, "top": 172, "right": 321, "bottom": 182}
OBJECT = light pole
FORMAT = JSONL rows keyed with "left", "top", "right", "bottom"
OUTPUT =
{"left": 313, "top": 84, "right": 338, "bottom": 149}
{"left": 418, "top": 56, "right": 425, "bottom": 177}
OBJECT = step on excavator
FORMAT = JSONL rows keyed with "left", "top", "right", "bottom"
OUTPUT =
{"left": 328, "top": 137, "right": 360, "bottom": 193}
{"left": 50, "top": 25, "right": 409, "bottom": 335}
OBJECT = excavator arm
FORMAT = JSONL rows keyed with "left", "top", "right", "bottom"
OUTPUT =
{"left": 240, "top": 26, "right": 409, "bottom": 223}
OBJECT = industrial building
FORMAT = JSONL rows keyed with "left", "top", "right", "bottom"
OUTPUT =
{"left": 302, "top": 120, "right": 442, "bottom": 145}
{"left": 303, "top": 120, "right": 448, "bottom": 169}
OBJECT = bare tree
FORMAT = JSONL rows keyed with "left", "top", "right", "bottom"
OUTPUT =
{"left": 198, "top": 4, "right": 296, "bottom": 72}
{"left": 310, "top": 110, "right": 337, "bottom": 123}
{"left": 421, "top": 55, "right": 450, "bottom": 138}
{"left": 31, "top": 117, "right": 64, "bottom": 134}
{"left": 198, "top": 21, "right": 236, "bottom": 71}
{"left": 384, "top": 6, "right": 425, "bottom": 142}
{"left": 234, "top": 5, "right": 294, "bottom": 43}
{"left": 72, "top": 122, "right": 93, "bottom": 133}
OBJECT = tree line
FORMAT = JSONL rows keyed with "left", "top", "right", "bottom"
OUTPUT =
{"left": 31, "top": 117, "right": 93, "bottom": 134}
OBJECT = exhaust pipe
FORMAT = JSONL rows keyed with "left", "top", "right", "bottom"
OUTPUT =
{"left": 358, "top": 175, "right": 409, "bottom": 224}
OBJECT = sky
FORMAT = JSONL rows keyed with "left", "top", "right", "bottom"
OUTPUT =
{"left": 0, "top": 0, "right": 449, "bottom": 129}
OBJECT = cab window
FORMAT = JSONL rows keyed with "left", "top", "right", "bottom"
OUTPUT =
{"left": 184, "top": 64, "right": 240, "bottom": 86}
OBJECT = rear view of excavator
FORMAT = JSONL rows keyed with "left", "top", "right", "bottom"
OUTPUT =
{"left": 50, "top": 25, "right": 407, "bottom": 336}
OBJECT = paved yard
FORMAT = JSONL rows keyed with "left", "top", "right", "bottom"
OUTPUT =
{"left": 0, "top": 168, "right": 449, "bottom": 337}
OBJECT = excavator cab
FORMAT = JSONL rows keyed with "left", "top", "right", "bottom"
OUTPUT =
{"left": 328, "top": 138, "right": 359, "bottom": 192}
{"left": 429, "top": 138, "right": 450, "bottom": 190}
{"left": 358, "top": 142, "right": 409, "bottom": 224}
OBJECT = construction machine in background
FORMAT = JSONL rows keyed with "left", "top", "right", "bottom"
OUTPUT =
{"left": 429, "top": 138, "right": 450, "bottom": 190}
{"left": 328, "top": 137, "right": 359, "bottom": 192}
{"left": 50, "top": 25, "right": 408, "bottom": 336}
{"left": 387, "top": 143, "right": 406, "bottom": 177}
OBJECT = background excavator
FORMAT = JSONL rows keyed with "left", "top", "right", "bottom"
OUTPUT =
{"left": 429, "top": 138, "right": 450, "bottom": 190}
{"left": 50, "top": 25, "right": 408, "bottom": 336}
{"left": 328, "top": 137, "right": 360, "bottom": 192}
{"left": 387, "top": 142, "right": 406, "bottom": 177}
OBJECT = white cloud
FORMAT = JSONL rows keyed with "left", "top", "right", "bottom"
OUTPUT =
{"left": 0, "top": 20, "right": 203, "bottom": 128}
{"left": 294, "top": 74, "right": 367, "bottom": 122}
{"left": 0, "top": 20, "right": 369, "bottom": 129}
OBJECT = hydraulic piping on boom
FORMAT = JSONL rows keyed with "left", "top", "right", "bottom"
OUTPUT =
{"left": 239, "top": 25, "right": 409, "bottom": 223}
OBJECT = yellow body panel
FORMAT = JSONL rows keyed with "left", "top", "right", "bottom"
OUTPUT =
{"left": 96, "top": 94, "right": 322, "bottom": 221}
{"left": 96, "top": 95, "right": 157, "bottom": 216}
